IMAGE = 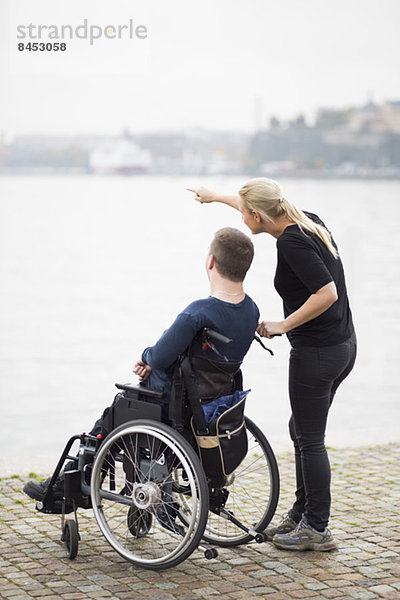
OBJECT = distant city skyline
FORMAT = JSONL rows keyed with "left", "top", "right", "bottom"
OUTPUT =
{"left": 0, "top": 0, "right": 399, "bottom": 137}
{"left": 2, "top": 98, "right": 399, "bottom": 178}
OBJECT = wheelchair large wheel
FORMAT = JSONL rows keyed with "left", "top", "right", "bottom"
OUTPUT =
{"left": 201, "top": 417, "right": 280, "bottom": 547}
{"left": 90, "top": 420, "right": 209, "bottom": 570}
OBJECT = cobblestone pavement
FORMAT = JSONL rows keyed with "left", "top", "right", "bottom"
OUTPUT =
{"left": 1, "top": 444, "right": 399, "bottom": 600}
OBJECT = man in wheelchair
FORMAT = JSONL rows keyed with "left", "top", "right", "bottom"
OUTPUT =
{"left": 23, "top": 227, "right": 260, "bottom": 514}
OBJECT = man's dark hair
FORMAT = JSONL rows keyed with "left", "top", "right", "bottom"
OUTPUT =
{"left": 210, "top": 227, "right": 254, "bottom": 282}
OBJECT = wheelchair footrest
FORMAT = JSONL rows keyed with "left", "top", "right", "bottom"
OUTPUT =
{"left": 36, "top": 499, "right": 75, "bottom": 515}
{"left": 36, "top": 494, "right": 92, "bottom": 514}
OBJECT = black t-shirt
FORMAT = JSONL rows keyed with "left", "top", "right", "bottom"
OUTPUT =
{"left": 274, "top": 212, "right": 354, "bottom": 348}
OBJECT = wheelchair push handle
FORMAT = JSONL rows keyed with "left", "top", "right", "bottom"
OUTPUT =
{"left": 203, "top": 327, "right": 278, "bottom": 358}
{"left": 200, "top": 328, "right": 232, "bottom": 361}
{"left": 203, "top": 328, "right": 232, "bottom": 345}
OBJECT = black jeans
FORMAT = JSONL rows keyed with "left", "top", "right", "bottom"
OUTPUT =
{"left": 288, "top": 332, "right": 357, "bottom": 531}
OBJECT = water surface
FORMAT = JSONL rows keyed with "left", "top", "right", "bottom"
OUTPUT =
{"left": 1, "top": 175, "right": 399, "bottom": 474}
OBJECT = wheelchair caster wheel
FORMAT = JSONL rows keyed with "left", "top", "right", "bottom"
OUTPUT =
{"left": 255, "top": 532, "right": 268, "bottom": 544}
{"left": 62, "top": 519, "right": 79, "bottom": 559}
{"left": 127, "top": 505, "right": 152, "bottom": 538}
{"left": 204, "top": 548, "right": 218, "bottom": 560}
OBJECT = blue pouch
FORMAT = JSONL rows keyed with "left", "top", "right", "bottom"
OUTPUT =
{"left": 193, "top": 389, "right": 251, "bottom": 480}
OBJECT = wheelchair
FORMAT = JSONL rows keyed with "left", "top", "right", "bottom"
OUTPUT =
{"left": 35, "top": 330, "right": 280, "bottom": 570}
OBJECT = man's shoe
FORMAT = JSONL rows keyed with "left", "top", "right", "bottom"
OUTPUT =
{"left": 23, "top": 460, "right": 78, "bottom": 502}
{"left": 265, "top": 512, "right": 299, "bottom": 541}
{"left": 23, "top": 479, "right": 48, "bottom": 501}
{"left": 272, "top": 516, "right": 337, "bottom": 552}
{"left": 23, "top": 476, "right": 75, "bottom": 514}
{"left": 23, "top": 476, "right": 64, "bottom": 502}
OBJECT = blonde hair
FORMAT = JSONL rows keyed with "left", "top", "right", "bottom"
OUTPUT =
{"left": 239, "top": 177, "right": 338, "bottom": 258}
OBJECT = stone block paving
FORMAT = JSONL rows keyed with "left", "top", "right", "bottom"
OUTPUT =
{"left": 1, "top": 444, "right": 399, "bottom": 600}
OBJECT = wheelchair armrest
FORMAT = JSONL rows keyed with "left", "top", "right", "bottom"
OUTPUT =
{"left": 115, "top": 382, "right": 164, "bottom": 399}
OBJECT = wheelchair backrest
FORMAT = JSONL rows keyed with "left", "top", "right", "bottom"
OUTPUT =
{"left": 169, "top": 329, "right": 243, "bottom": 435}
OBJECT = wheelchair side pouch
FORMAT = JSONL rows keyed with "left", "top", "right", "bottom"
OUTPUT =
{"left": 191, "top": 391, "right": 249, "bottom": 480}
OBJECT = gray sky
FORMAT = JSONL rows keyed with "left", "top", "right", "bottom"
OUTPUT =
{"left": 1, "top": 0, "right": 399, "bottom": 136}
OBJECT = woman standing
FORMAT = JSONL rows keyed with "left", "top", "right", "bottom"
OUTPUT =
{"left": 188, "top": 178, "right": 356, "bottom": 552}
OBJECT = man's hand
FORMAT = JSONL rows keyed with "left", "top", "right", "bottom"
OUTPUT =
{"left": 186, "top": 186, "right": 216, "bottom": 204}
{"left": 257, "top": 320, "right": 286, "bottom": 339}
{"left": 133, "top": 360, "right": 152, "bottom": 382}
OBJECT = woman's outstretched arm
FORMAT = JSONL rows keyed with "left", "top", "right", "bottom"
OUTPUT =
{"left": 187, "top": 186, "right": 240, "bottom": 211}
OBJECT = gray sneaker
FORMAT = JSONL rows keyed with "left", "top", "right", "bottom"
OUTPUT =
{"left": 265, "top": 513, "right": 299, "bottom": 541}
{"left": 272, "top": 516, "right": 337, "bottom": 551}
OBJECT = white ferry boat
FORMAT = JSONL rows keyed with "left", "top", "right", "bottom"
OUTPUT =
{"left": 89, "top": 139, "right": 151, "bottom": 174}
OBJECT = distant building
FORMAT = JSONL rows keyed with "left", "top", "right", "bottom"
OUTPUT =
{"left": 248, "top": 100, "right": 400, "bottom": 175}
{"left": 377, "top": 100, "right": 400, "bottom": 134}
{"left": 316, "top": 101, "right": 400, "bottom": 137}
